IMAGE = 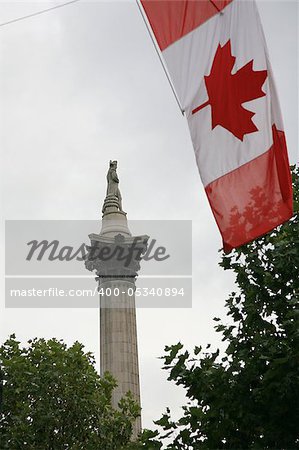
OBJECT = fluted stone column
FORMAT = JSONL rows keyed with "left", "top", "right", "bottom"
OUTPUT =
{"left": 85, "top": 161, "right": 148, "bottom": 439}
{"left": 100, "top": 280, "right": 140, "bottom": 409}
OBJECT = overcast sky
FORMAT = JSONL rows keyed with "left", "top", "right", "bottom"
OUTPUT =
{"left": 0, "top": 0, "right": 298, "bottom": 430}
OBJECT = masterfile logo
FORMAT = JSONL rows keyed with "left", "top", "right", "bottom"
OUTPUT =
{"left": 25, "top": 236, "right": 170, "bottom": 265}
{"left": 5, "top": 220, "right": 192, "bottom": 308}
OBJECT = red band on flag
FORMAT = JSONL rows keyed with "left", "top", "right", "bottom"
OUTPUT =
{"left": 205, "top": 125, "right": 293, "bottom": 252}
{"left": 141, "top": 0, "right": 233, "bottom": 51}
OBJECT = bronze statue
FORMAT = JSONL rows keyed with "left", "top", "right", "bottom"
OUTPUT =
{"left": 104, "top": 160, "right": 123, "bottom": 212}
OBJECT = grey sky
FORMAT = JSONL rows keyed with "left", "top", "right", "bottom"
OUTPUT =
{"left": 0, "top": 0, "right": 298, "bottom": 429}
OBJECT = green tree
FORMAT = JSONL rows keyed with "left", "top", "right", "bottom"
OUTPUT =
{"left": 141, "top": 166, "right": 299, "bottom": 449}
{"left": 0, "top": 335, "right": 140, "bottom": 449}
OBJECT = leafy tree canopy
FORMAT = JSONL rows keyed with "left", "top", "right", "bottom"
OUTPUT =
{"left": 0, "top": 335, "right": 140, "bottom": 449}
{"left": 140, "top": 166, "right": 299, "bottom": 449}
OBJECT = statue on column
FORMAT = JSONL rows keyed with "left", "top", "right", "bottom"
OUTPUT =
{"left": 102, "top": 160, "right": 123, "bottom": 214}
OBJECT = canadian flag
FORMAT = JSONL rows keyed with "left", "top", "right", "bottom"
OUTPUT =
{"left": 141, "top": 0, "right": 293, "bottom": 251}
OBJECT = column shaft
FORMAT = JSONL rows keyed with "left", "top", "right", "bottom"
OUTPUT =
{"left": 100, "top": 280, "right": 141, "bottom": 438}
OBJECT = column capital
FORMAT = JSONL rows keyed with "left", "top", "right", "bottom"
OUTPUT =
{"left": 85, "top": 233, "right": 149, "bottom": 285}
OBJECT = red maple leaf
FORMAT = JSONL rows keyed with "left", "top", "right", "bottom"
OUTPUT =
{"left": 192, "top": 40, "right": 267, "bottom": 141}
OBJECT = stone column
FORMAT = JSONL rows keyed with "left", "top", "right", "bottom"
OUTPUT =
{"left": 100, "top": 280, "right": 140, "bottom": 410}
{"left": 85, "top": 162, "right": 148, "bottom": 439}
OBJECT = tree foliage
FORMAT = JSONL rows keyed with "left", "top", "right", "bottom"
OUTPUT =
{"left": 141, "top": 166, "right": 299, "bottom": 449}
{"left": 0, "top": 336, "right": 140, "bottom": 449}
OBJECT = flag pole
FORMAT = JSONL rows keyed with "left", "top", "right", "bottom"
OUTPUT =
{"left": 135, "top": 0, "right": 185, "bottom": 116}
{"left": 209, "top": 0, "right": 224, "bottom": 14}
